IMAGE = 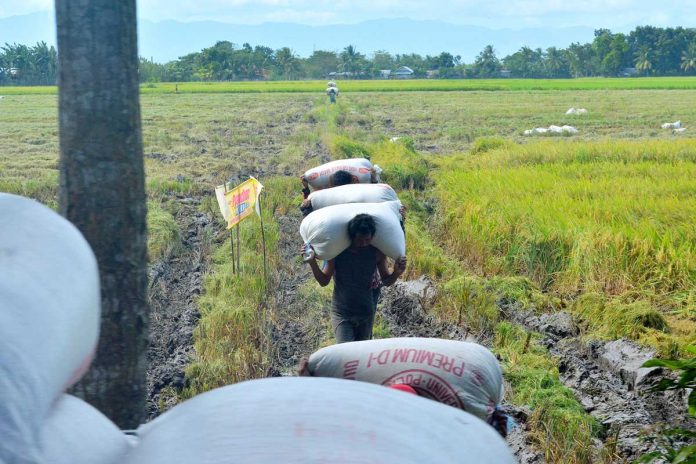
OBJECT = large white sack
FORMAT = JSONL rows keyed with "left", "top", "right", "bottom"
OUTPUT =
{"left": 307, "top": 338, "right": 504, "bottom": 422}
{"left": 39, "top": 395, "right": 133, "bottom": 464}
{"left": 300, "top": 200, "right": 405, "bottom": 260}
{"left": 0, "top": 193, "right": 100, "bottom": 464}
{"left": 308, "top": 183, "right": 398, "bottom": 210}
{"left": 124, "top": 377, "right": 515, "bottom": 464}
{"left": 303, "top": 158, "right": 377, "bottom": 189}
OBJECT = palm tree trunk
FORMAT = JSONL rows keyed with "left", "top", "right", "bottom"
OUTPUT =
{"left": 56, "top": 0, "right": 149, "bottom": 429}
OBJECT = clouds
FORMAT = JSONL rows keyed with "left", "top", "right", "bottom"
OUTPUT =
{"left": 1, "top": 0, "right": 694, "bottom": 30}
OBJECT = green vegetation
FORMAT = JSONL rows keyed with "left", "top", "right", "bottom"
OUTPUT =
{"left": 6, "top": 77, "right": 696, "bottom": 95}
{"left": 435, "top": 139, "right": 696, "bottom": 354}
{"left": 183, "top": 177, "right": 295, "bottom": 395}
{"left": 637, "top": 346, "right": 696, "bottom": 463}
{"left": 147, "top": 201, "right": 182, "bottom": 262}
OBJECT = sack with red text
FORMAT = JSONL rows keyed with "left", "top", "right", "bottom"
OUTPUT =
{"left": 0, "top": 193, "right": 100, "bottom": 463}
{"left": 306, "top": 338, "right": 504, "bottom": 422}
{"left": 39, "top": 395, "right": 133, "bottom": 464}
{"left": 123, "top": 377, "right": 515, "bottom": 464}
{"left": 308, "top": 183, "right": 398, "bottom": 210}
{"left": 302, "top": 158, "right": 380, "bottom": 190}
{"left": 299, "top": 200, "right": 405, "bottom": 260}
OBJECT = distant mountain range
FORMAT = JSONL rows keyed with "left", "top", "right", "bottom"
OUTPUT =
{"left": 1, "top": 12, "right": 595, "bottom": 63}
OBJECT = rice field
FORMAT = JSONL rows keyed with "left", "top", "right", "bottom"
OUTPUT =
{"left": 2, "top": 76, "right": 696, "bottom": 96}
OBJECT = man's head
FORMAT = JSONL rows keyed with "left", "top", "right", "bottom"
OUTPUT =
{"left": 331, "top": 170, "right": 354, "bottom": 187}
{"left": 348, "top": 214, "right": 376, "bottom": 248}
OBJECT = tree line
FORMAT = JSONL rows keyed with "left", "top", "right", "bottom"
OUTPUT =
{"left": 2, "top": 26, "right": 696, "bottom": 85}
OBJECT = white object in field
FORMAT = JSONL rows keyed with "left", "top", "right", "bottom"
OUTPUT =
{"left": 124, "top": 377, "right": 516, "bottom": 464}
{"left": 661, "top": 120, "right": 681, "bottom": 129}
{"left": 303, "top": 158, "right": 375, "bottom": 189}
{"left": 308, "top": 183, "right": 398, "bottom": 210}
{"left": 300, "top": 200, "right": 405, "bottom": 260}
{"left": 0, "top": 193, "right": 100, "bottom": 463}
{"left": 673, "top": 127, "right": 687, "bottom": 133}
{"left": 389, "top": 136, "right": 400, "bottom": 142}
{"left": 524, "top": 125, "right": 577, "bottom": 135}
{"left": 39, "top": 395, "right": 134, "bottom": 464}
{"left": 566, "top": 107, "right": 588, "bottom": 115}
{"left": 307, "top": 338, "right": 504, "bottom": 422}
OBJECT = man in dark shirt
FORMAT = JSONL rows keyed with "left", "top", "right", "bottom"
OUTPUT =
{"left": 303, "top": 214, "right": 407, "bottom": 343}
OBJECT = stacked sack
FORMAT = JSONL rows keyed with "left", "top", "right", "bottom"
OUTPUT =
{"left": 299, "top": 158, "right": 405, "bottom": 260}
{"left": 0, "top": 193, "right": 133, "bottom": 464}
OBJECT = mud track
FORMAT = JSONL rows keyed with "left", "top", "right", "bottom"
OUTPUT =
{"left": 146, "top": 195, "right": 222, "bottom": 418}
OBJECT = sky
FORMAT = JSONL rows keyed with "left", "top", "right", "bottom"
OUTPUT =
{"left": 1, "top": 0, "right": 695, "bottom": 30}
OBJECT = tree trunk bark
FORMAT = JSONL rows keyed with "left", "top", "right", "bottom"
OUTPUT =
{"left": 56, "top": 0, "right": 148, "bottom": 429}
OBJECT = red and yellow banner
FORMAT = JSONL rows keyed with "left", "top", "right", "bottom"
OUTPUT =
{"left": 222, "top": 177, "right": 263, "bottom": 229}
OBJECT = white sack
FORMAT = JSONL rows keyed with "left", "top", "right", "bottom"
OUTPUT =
{"left": 300, "top": 200, "right": 405, "bottom": 260}
{"left": 303, "top": 158, "right": 377, "bottom": 189}
{"left": 124, "top": 377, "right": 515, "bottom": 464}
{"left": 308, "top": 183, "right": 398, "bottom": 210}
{"left": 39, "top": 395, "right": 133, "bottom": 464}
{"left": 307, "top": 338, "right": 504, "bottom": 422}
{"left": 0, "top": 193, "right": 100, "bottom": 463}
{"left": 674, "top": 127, "right": 687, "bottom": 133}
{"left": 561, "top": 125, "right": 579, "bottom": 134}
{"left": 661, "top": 120, "right": 681, "bottom": 129}
{"left": 565, "top": 107, "right": 576, "bottom": 115}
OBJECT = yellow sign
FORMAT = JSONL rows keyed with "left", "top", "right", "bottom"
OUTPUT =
{"left": 224, "top": 177, "right": 264, "bottom": 228}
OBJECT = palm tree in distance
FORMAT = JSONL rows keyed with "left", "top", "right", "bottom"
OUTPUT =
{"left": 635, "top": 46, "right": 653, "bottom": 75}
{"left": 681, "top": 42, "right": 696, "bottom": 72}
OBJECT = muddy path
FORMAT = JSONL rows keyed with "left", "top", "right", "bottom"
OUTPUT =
{"left": 267, "top": 211, "right": 329, "bottom": 376}
{"left": 146, "top": 195, "right": 222, "bottom": 418}
{"left": 507, "top": 305, "right": 696, "bottom": 462}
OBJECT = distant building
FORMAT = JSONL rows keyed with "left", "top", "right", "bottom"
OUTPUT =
{"left": 379, "top": 69, "right": 392, "bottom": 79}
{"left": 620, "top": 67, "right": 638, "bottom": 77}
{"left": 426, "top": 70, "right": 439, "bottom": 79}
{"left": 393, "top": 66, "right": 414, "bottom": 79}
{"left": 500, "top": 69, "right": 512, "bottom": 78}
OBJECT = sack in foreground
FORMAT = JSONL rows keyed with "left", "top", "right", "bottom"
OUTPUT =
{"left": 124, "top": 377, "right": 515, "bottom": 464}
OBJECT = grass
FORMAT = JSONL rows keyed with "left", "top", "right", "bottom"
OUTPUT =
{"left": 6, "top": 77, "right": 696, "bottom": 95}
{"left": 434, "top": 139, "right": 696, "bottom": 354}
{"left": 182, "top": 176, "right": 295, "bottom": 395}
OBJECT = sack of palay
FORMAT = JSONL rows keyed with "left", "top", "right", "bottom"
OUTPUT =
{"left": 300, "top": 200, "right": 405, "bottom": 260}
{"left": 123, "top": 377, "right": 516, "bottom": 464}
{"left": 0, "top": 194, "right": 100, "bottom": 463}
{"left": 307, "top": 183, "right": 398, "bottom": 210}
{"left": 302, "top": 158, "right": 382, "bottom": 190}
{"left": 306, "top": 338, "right": 504, "bottom": 423}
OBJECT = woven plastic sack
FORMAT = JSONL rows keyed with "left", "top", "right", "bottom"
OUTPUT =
{"left": 300, "top": 200, "right": 405, "bottom": 260}
{"left": 0, "top": 193, "right": 100, "bottom": 463}
{"left": 308, "top": 183, "right": 398, "bottom": 210}
{"left": 307, "top": 337, "right": 504, "bottom": 422}
{"left": 124, "top": 377, "right": 515, "bottom": 464}
{"left": 303, "top": 158, "right": 377, "bottom": 189}
{"left": 39, "top": 395, "right": 133, "bottom": 464}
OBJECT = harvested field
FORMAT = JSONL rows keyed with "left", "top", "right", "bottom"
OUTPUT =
{"left": 2, "top": 86, "right": 695, "bottom": 463}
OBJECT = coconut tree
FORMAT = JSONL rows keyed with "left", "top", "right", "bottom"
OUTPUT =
{"left": 56, "top": 0, "right": 149, "bottom": 428}
{"left": 635, "top": 46, "right": 653, "bottom": 75}
{"left": 681, "top": 42, "right": 696, "bottom": 72}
